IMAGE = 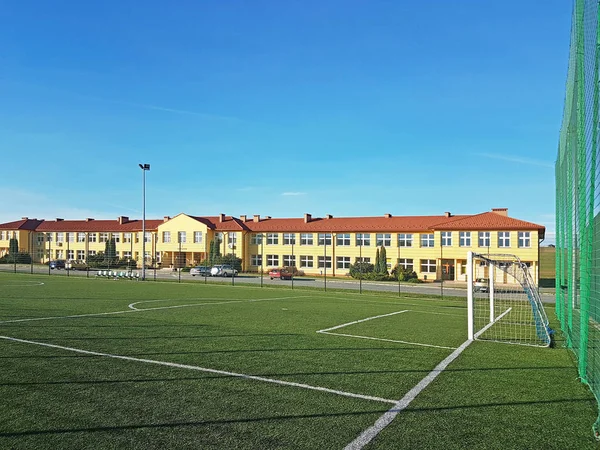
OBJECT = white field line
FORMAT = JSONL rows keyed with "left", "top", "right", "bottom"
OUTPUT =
{"left": 128, "top": 295, "right": 306, "bottom": 310}
{"left": 1, "top": 282, "right": 45, "bottom": 287}
{"left": 317, "top": 310, "right": 409, "bottom": 333}
{"left": 324, "top": 295, "right": 468, "bottom": 311}
{"left": 344, "top": 338, "right": 474, "bottom": 450}
{"left": 474, "top": 307, "right": 512, "bottom": 339}
{"left": 0, "top": 296, "right": 308, "bottom": 324}
{"left": 317, "top": 310, "right": 456, "bottom": 350}
{"left": 318, "top": 331, "right": 457, "bottom": 350}
{"left": 0, "top": 334, "right": 397, "bottom": 405}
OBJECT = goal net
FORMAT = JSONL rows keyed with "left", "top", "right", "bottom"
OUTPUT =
{"left": 467, "top": 252, "right": 552, "bottom": 347}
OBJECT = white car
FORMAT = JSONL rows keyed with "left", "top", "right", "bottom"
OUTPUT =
{"left": 190, "top": 266, "right": 211, "bottom": 277}
{"left": 210, "top": 264, "right": 238, "bottom": 277}
{"left": 474, "top": 278, "right": 489, "bottom": 293}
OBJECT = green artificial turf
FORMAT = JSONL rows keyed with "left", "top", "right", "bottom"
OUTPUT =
{"left": 0, "top": 273, "right": 596, "bottom": 449}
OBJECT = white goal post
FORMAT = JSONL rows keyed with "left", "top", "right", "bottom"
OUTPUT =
{"left": 467, "top": 251, "right": 552, "bottom": 347}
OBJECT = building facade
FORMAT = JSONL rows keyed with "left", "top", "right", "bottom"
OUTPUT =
{"left": 0, "top": 208, "right": 545, "bottom": 282}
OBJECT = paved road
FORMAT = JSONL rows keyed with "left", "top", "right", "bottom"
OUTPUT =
{"left": 0, "top": 264, "right": 556, "bottom": 303}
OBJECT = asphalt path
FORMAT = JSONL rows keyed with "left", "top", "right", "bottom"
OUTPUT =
{"left": 1, "top": 264, "right": 556, "bottom": 303}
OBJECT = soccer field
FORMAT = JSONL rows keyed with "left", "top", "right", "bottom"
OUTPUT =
{"left": 0, "top": 273, "right": 597, "bottom": 449}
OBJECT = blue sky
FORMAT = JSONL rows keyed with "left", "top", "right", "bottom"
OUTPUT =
{"left": 0, "top": 0, "right": 571, "bottom": 243}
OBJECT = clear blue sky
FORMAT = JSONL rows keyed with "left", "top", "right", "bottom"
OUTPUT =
{"left": 0, "top": 0, "right": 571, "bottom": 243}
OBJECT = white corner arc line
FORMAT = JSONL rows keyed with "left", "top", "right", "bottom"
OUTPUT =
{"left": 0, "top": 335, "right": 396, "bottom": 405}
{"left": 317, "top": 310, "right": 409, "bottom": 333}
{"left": 344, "top": 338, "right": 474, "bottom": 450}
{"left": 319, "top": 331, "right": 457, "bottom": 350}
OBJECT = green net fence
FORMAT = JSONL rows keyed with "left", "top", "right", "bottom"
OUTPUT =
{"left": 556, "top": 0, "right": 600, "bottom": 437}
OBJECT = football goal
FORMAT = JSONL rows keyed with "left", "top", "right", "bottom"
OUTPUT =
{"left": 466, "top": 251, "right": 552, "bottom": 347}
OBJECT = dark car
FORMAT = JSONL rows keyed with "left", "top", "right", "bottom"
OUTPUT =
{"left": 49, "top": 260, "right": 66, "bottom": 270}
{"left": 269, "top": 268, "right": 292, "bottom": 280}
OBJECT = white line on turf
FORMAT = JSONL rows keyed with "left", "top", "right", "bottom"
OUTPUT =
{"left": 0, "top": 282, "right": 45, "bottom": 287}
{"left": 473, "top": 307, "right": 512, "bottom": 339}
{"left": 0, "top": 296, "right": 308, "bottom": 324}
{"left": 317, "top": 310, "right": 409, "bottom": 333}
{"left": 0, "top": 334, "right": 397, "bottom": 405}
{"left": 319, "top": 331, "right": 457, "bottom": 350}
{"left": 344, "top": 338, "right": 474, "bottom": 450}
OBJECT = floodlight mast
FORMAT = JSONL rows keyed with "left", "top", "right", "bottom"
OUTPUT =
{"left": 139, "top": 163, "right": 150, "bottom": 280}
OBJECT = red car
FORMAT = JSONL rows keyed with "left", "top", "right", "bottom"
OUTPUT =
{"left": 269, "top": 268, "right": 293, "bottom": 280}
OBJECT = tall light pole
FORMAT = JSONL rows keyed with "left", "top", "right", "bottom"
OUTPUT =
{"left": 139, "top": 163, "right": 150, "bottom": 280}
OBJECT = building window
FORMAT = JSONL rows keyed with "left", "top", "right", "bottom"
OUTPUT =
{"left": 88, "top": 233, "right": 97, "bottom": 243}
{"left": 318, "top": 233, "right": 332, "bottom": 246}
{"left": 123, "top": 251, "right": 132, "bottom": 259}
{"left": 77, "top": 250, "right": 85, "bottom": 260}
{"left": 67, "top": 250, "right": 74, "bottom": 260}
{"left": 251, "top": 254, "right": 262, "bottom": 266}
{"left": 300, "top": 255, "right": 314, "bottom": 268}
{"left": 88, "top": 250, "right": 97, "bottom": 257}
{"left": 498, "top": 231, "right": 510, "bottom": 248}
{"left": 376, "top": 233, "right": 391, "bottom": 246}
{"left": 356, "top": 233, "right": 371, "bottom": 246}
{"left": 251, "top": 234, "right": 263, "bottom": 245}
{"left": 56, "top": 233, "right": 64, "bottom": 243}
{"left": 123, "top": 233, "right": 132, "bottom": 243}
{"left": 112, "top": 233, "right": 120, "bottom": 243}
{"left": 77, "top": 232, "right": 86, "bottom": 243}
{"left": 398, "top": 233, "right": 413, "bottom": 247}
{"left": 518, "top": 231, "right": 531, "bottom": 248}
{"left": 420, "top": 259, "right": 436, "bottom": 273}
{"left": 355, "top": 257, "right": 371, "bottom": 264}
{"left": 99, "top": 233, "right": 109, "bottom": 243}
{"left": 300, "top": 233, "right": 313, "bottom": 245}
{"left": 478, "top": 232, "right": 490, "bottom": 248}
{"left": 56, "top": 250, "right": 64, "bottom": 259}
{"left": 337, "top": 256, "right": 351, "bottom": 269}
{"left": 228, "top": 233, "right": 237, "bottom": 245}
{"left": 283, "top": 233, "right": 296, "bottom": 245}
{"left": 37, "top": 234, "right": 45, "bottom": 244}
{"left": 336, "top": 234, "right": 350, "bottom": 246}
{"left": 397, "top": 258, "right": 414, "bottom": 271}
{"left": 163, "top": 231, "right": 171, "bottom": 243}
{"left": 420, "top": 234, "right": 434, "bottom": 247}
{"left": 441, "top": 231, "right": 452, "bottom": 247}
{"left": 155, "top": 252, "right": 161, "bottom": 263}
{"left": 177, "top": 231, "right": 186, "bottom": 243}
{"left": 194, "top": 231, "right": 203, "bottom": 244}
{"left": 459, "top": 232, "right": 471, "bottom": 247}
{"left": 266, "top": 254, "right": 279, "bottom": 266}
{"left": 318, "top": 256, "right": 332, "bottom": 268}
{"left": 267, "top": 233, "right": 279, "bottom": 245}
{"left": 145, "top": 232, "right": 152, "bottom": 243}
{"left": 283, "top": 255, "right": 296, "bottom": 266}
{"left": 67, "top": 233, "right": 74, "bottom": 243}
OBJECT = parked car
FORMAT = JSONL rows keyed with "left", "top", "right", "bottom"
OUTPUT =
{"left": 269, "top": 268, "right": 293, "bottom": 280}
{"left": 474, "top": 278, "right": 489, "bottom": 293}
{"left": 210, "top": 264, "right": 238, "bottom": 277}
{"left": 190, "top": 266, "right": 211, "bottom": 277}
{"left": 49, "top": 260, "right": 66, "bottom": 270}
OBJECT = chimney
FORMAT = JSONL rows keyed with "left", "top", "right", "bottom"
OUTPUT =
{"left": 384, "top": 213, "right": 392, "bottom": 219}
{"left": 240, "top": 215, "right": 247, "bottom": 222}
{"left": 253, "top": 214, "right": 260, "bottom": 222}
{"left": 444, "top": 212, "right": 452, "bottom": 218}
{"left": 304, "top": 213, "right": 312, "bottom": 223}
{"left": 163, "top": 216, "right": 170, "bottom": 223}
{"left": 219, "top": 213, "right": 226, "bottom": 223}
{"left": 85, "top": 218, "right": 94, "bottom": 222}
{"left": 325, "top": 214, "right": 333, "bottom": 219}
{"left": 492, "top": 208, "right": 508, "bottom": 216}
{"left": 265, "top": 216, "right": 272, "bottom": 220}
{"left": 117, "top": 216, "right": 129, "bottom": 225}
{"left": 56, "top": 218, "right": 64, "bottom": 222}
{"left": 21, "top": 217, "right": 28, "bottom": 220}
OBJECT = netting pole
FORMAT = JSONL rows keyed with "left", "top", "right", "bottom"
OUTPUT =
{"left": 489, "top": 261, "right": 495, "bottom": 323}
{"left": 467, "top": 251, "right": 474, "bottom": 340}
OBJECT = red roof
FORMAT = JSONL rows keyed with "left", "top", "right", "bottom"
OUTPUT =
{"left": 0, "top": 219, "right": 43, "bottom": 230}
{"left": 35, "top": 219, "right": 163, "bottom": 232}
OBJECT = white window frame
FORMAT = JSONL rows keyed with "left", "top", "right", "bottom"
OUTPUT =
{"left": 300, "top": 233, "right": 313, "bottom": 245}
{"left": 163, "top": 231, "right": 171, "bottom": 243}
{"left": 356, "top": 233, "right": 371, "bottom": 246}
{"left": 300, "top": 255, "right": 314, "bottom": 268}
{"left": 318, "top": 233, "right": 332, "bottom": 246}
{"left": 336, "top": 256, "right": 351, "bottom": 269}
{"left": 283, "top": 255, "right": 296, "bottom": 266}
{"left": 376, "top": 233, "right": 391, "bottom": 247}
{"left": 336, "top": 234, "right": 350, "bottom": 246}
{"left": 420, "top": 259, "right": 436, "bottom": 273}
{"left": 266, "top": 254, "right": 279, "bottom": 266}
{"left": 318, "top": 255, "right": 332, "bottom": 268}
{"left": 194, "top": 231, "right": 203, "bottom": 244}
{"left": 518, "top": 231, "right": 531, "bottom": 248}
{"left": 420, "top": 234, "right": 434, "bottom": 247}
{"left": 441, "top": 231, "right": 452, "bottom": 247}
{"left": 478, "top": 232, "right": 491, "bottom": 248}
{"left": 267, "top": 233, "right": 279, "bottom": 245}
{"left": 397, "top": 258, "right": 413, "bottom": 270}
{"left": 251, "top": 254, "right": 262, "bottom": 266}
{"left": 498, "top": 231, "right": 510, "bottom": 248}
{"left": 459, "top": 231, "right": 471, "bottom": 247}
{"left": 283, "top": 233, "right": 296, "bottom": 245}
{"left": 251, "top": 234, "right": 263, "bottom": 245}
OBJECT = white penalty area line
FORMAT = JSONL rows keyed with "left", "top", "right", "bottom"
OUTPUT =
{"left": 0, "top": 334, "right": 396, "bottom": 405}
{"left": 317, "top": 310, "right": 457, "bottom": 350}
{"left": 127, "top": 295, "right": 306, "bottom": 310}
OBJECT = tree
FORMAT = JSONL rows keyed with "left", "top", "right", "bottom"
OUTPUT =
{"left": 9, "top": 238, "right": 18, "bottom": 254}
{"left": 104, "top": 239, "right": 117, "bottom": 262}
{"left": 375, "top": 248, "right": 381, "bottom": 273}
{"left": 379, "top": 246, "right": 388, "bottom": 274}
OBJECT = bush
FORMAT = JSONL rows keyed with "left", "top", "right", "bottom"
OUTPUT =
{"left": 0, "top": 252, "right": 32, "bottom": 264}
{"left": 391, "top": 265, "right": 419, "bottom": 282}
{"left": 348, "top": 262, "right": 375, "bottom": 279}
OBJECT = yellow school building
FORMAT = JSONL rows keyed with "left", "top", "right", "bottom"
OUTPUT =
{"left": 0, "top": 208, "right": 545, "bottom": 282}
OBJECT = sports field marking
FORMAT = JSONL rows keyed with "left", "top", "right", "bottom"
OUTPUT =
{"left": 344, "top": 337, "right": 473, "bottom": 450}
{"left": 317, "top": 310, "right": 456, "bottom": 350}
{"left": 0, "top": 296, "right": 308, "bottom": 324}
{"left": 0, "top": 281, "right": 45, "bottom": 287}
{"left": 0, "top": 334, "right": 397, "bottom": 405}
{"left": 128, "top": 295, "right": 306, "bottom": 310}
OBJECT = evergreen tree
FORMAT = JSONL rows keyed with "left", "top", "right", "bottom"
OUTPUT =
{"left": 8, "top": 238, "right": 18, "bottom": 254}
{"left": 379, "top": 246, "right": 387, "bottom": 274}
{"left": 375, "top": 248, "right": 381, "bottom": 273}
